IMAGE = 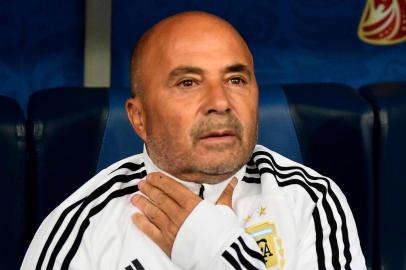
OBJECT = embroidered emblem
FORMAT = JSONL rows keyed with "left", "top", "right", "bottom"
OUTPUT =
{"left": 258, "top": 206, "right": 267, "bottom": 216}
{"left": 245, "top": 221, "right": 285, "bottom": 269}
{"left": 244, "top": 214, "right": 252, "bottom": 223}
{"left": 358, "top": 0, "right": 406, "bottom": 45}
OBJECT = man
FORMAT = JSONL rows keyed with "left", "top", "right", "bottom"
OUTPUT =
{"left": 21, "top": 11, "right": 366, "bottom": 270}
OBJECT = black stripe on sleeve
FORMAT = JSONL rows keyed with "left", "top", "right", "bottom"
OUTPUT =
{"left": 313, "top": 207, "right": 327, "bottom": 270}
{"left": 230, "top": 242, "right": 260, "bottom": 270}
{"left": 132, "top": 259, "right": 145, "bottom": 270}
{"left": 258, "top": 158, "right": 339, "bottom": 269}
{"left": 35, "top": 162, "right": 146, "bottom": 270}
{"left": 110, "top": 162, "right": 145, "bottom": 174}
{"left": 242, "top": 175, "right": 261, "bottom": 184}
{"left": 243, "top": 169, "right": 327, "bottom": 269}
{"left": 60, "top": 185, "right": 139, "bottom": 270}
{"left": 237, "top": 236, "right": 265, "bottom": 263}
{"left": 250, "top": 150, "right": 351, "bottom": 270}
{"left": 264, "top": 155, "right": 344, "bottom": 270}
{"left": 222, "top": 251, "right": 243, "bottom": 270}
{"left": 245, "top": 166, "right": 260, "bottom": 175}
{"left": 35, "top": 199, "right": 84, "bottom": 270}
{"left": 45, "top": 172, "right": 146, "bottom": 270}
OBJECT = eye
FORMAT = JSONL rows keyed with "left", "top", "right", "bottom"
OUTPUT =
{"left": 228, "top": 77, "right": 246, "bottom": 86}
{"left": 177, "top": 79, "right": 197, "bottom": 88}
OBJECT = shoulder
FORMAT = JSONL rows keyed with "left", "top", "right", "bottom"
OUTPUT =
{"left": 55, "top": 153, "right": 146, "bottom": 210}
{"left": 246, "top": 145, "right": 363, "bottom": 269}
{"left": 247, "top": 145, "right": 332, "bottom": 184}
{"left": 247, "top": 144, "right": 342, "bottom": 195}
{"left": 23, "top": 153, "right": 147, "bottom": 270}
{"left": 245, "top": 144, "right": 331, "bottom": 189}
{"left": 245, "top": 144, "right": 351, "bottom": 224}
{"left": 250, "top": 144, "right": 324, "bottom": 178}
{"left": 45, "top": 152, "right": 147, "bottom": 232}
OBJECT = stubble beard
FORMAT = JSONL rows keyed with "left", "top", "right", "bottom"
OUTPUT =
{"left": 146, "top": 113, "right": 257, "bottom": 183}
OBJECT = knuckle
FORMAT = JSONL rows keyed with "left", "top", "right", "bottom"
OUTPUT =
{"left": 149, "top": 172, "right": 161, "bottom": 183}
{"left": 135, "top": 196, "right": 147, "bottom": 210}
{"left": 146, "top": 204, "right": 159, "bottom": 221}
{"left": 226, "top": 184, "right": 235, "bottom": 193}
{"left": 149, "top": 188, "right": 159, "bottom": 201}
{"left": 223, "top": 188, "right": 232, "bottom": 197}
{"left": 167, "top": 223, "right": 179, "bottom": 240}
{"left": 153, "top": 191, "right": 166, "bottom": 206}
{"left": 164, "top": 184, "right": 176, "bottom": 196}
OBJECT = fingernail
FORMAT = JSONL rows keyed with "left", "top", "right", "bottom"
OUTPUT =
{"left": 132, "top": 194, "right": 140, "bottom": 204}
{"left": 132, "top": 212, "right": 142, "bottom": 223}
{"left": 138, "top": 180, "right": 145, "bottom": 188}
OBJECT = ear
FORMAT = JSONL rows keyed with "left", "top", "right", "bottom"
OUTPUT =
{"left": 126, "top": 98, "right": 147, "bottom": 142}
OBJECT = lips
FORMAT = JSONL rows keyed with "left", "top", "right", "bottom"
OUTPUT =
{"left": 199, "top": 129, "right": 236, "bottom": 139}
{"left": 191, "top": 115, "right": 244, "bottom": 146}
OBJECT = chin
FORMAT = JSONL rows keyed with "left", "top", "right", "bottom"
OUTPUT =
{"left": 196, "top": 153, "right": 245, "bottom": 175}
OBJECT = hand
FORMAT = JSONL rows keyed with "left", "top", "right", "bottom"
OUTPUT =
{"left": 131, "top": 172, "right": 238, "bottom": 256}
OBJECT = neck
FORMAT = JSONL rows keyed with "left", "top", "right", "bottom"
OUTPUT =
{"left": 171, "top": 170, "right": 238, "bottom": 185}
{"left": 143, "top": 146, "right": 243, "bottom": 185}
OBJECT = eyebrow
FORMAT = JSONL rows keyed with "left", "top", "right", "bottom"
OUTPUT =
{"left": 222, "top": 64, "right": 252, "bottom": 79}
{"left": 167, "top": 63, "right": 252, "bottom": 81}
{"left": 168, "top": 66, "right": 205, "bottom": 80}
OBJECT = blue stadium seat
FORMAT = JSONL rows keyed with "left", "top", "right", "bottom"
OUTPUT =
{"left": 259, "top": 84, "right": 375, "bottom": 267}
{"left": 360, "top": 82, "right": 406, "bottom": 270}
{"left": 0, "top": 95, "right": 27, "bottom": 269}
{"left": 27, "top": 88, "right": 143, "bottom": 233}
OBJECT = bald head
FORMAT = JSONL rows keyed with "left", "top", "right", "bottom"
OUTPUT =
{"left": 130, "top": 11, "right": 253, "bottom": 98}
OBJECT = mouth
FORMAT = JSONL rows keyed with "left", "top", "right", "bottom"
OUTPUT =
{"left": 199, "top": 129, "right": 237, "bottom": 142}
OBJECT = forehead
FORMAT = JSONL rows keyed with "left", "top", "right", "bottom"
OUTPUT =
{"left": 149, "top": 21, "right": 253, "bottom": 72}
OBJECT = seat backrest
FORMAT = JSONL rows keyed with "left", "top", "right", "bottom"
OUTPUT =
{"left": 0, "top": 95, "right": 27, "bottom": 269}
{"left": 259, "top": 84, "right": 374, "bottom": 267}
{"left": 27, "top": 87, "right": 143, "bottom": 233}
{"left": 360, "top": 82, "right": 406, "bottom": 270}
{"left": 258, "top": 85, "right": 303, "bottom": 163}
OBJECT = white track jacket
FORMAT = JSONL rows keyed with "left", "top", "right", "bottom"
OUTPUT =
{"left": 21, "top": 145, "right": 366, "bottom": 270}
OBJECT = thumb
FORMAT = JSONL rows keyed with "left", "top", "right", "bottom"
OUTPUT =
{"left": 216, "top": 177, "right": 238, "bottom": 207}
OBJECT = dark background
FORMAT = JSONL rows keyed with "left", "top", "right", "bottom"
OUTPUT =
{"left": 1, "top": 0, "right": 405, "bottom": 107}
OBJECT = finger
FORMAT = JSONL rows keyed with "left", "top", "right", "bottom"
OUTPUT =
{"left": 146, "top": 172, "right": 201, "bottom": 210}
{"left": 132, "top": 212, "right": 162, "bottom": 241}
{"left": 138, "top": 180, "right": 187, "bottom": 226}
{"left": 216, "top": 177, "right": 238, "bottom": 207}
{"left": 131, "top": 194, "right": 171, "bottom": 229}
{"left": 132, "top": 212, "right": 172, "bottom": 256}
{"left": 139, "top": 179, "right": 180, "bottom": 210}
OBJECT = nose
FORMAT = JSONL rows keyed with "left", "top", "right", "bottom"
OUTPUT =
{"left": 203, "top": 83, "right": 231, "bottom": 115}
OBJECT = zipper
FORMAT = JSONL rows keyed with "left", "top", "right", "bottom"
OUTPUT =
{"left": 198, "top": 184, "right": 205, "bottom": 199}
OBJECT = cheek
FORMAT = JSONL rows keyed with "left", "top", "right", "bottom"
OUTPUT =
{"left": 147, "top": 107, "right": 193, "bottom": 142}
{"left": 236, "top": 99, "right": 258, "bottom": 129}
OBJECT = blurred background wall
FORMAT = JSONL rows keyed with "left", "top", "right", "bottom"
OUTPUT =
{"left": 0, "top": 0, "right": 84, "bottom": 108}
{"left": 1, "top": 0, "right": 405, "bottom": 107}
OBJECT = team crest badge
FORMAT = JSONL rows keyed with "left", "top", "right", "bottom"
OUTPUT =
{"left": 245, "top": 222, "right": 285, "bottom": 269}
{"left": 358, "top": 0, "right": 406, "bottom": 45}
